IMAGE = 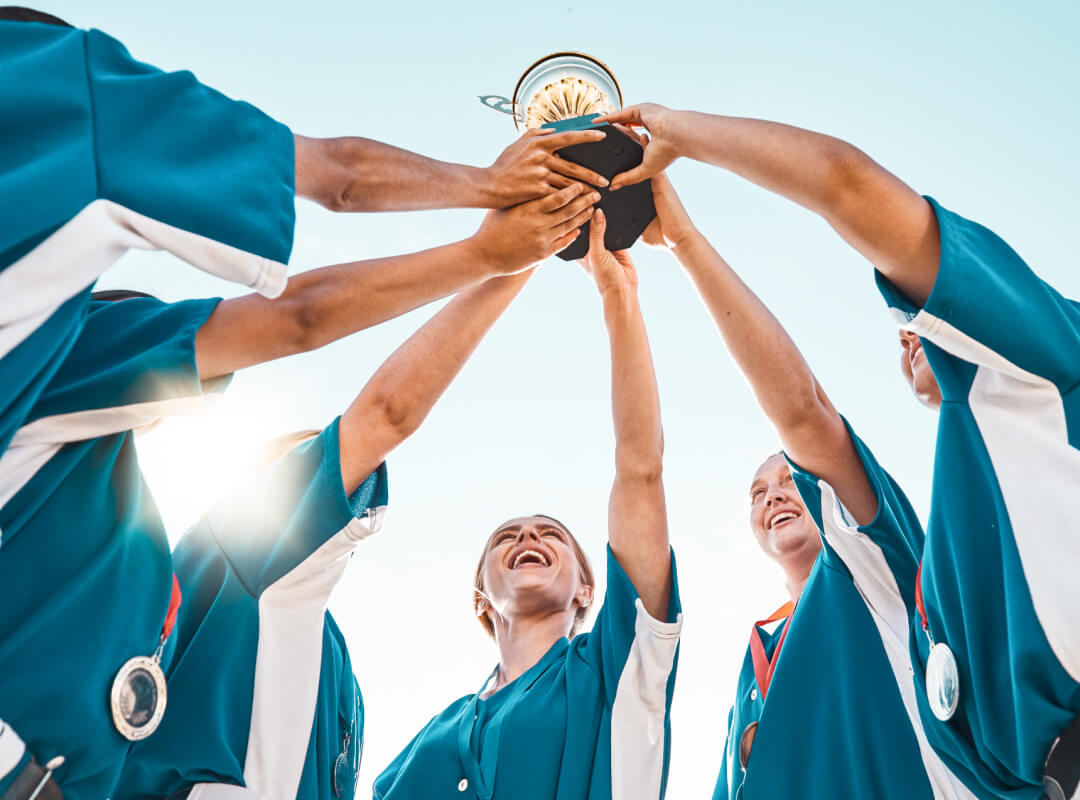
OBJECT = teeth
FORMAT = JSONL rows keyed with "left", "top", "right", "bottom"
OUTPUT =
{"left": 512, "top": 549, "right": 549, "bottom": 568}
{"left": 770, "top": 512, "right": 797, "bottom": 529}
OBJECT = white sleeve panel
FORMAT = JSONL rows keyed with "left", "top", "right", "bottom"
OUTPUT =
{"left": 610, "top": 599, "right": 682, "bottom": 800}
{"left": 0, "top": 199, "right": 287, "bottom": 361}
{"left": 243, "top": 516, "right": 376, "bottom": 800}
{"left": 0, "top": 720, "right": 27, "bottom": 781}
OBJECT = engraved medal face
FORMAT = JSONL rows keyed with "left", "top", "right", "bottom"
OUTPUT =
{"left": 926, "top": 642, "right": 960, "bottom": 722}
{"left": 110, "top": 655, "right": 167, "bottom": 741}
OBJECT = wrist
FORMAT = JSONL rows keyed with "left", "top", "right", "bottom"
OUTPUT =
{"left": 473, "top": 165, "right": 504, "bottom": 208}
{"left": 670, "top": 229, "right": 708, "bottom": 260}
{"left": 462, "top": 234, "right": 509, "bottom": 279}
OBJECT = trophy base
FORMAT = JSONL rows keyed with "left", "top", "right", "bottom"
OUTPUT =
{"left": 543, "top": 114, "right": 656, "bottom": 261}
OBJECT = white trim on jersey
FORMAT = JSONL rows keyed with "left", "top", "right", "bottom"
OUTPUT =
{"left": 0, "top": 198, "right": 287, "bottom": 361}
{"left": 0, "top": 720, "right": 26, "bottom": 781}
{"left": 242, "top": 512, "right": 383, "bottom": 800}
{"left": 610, "top": 599, "right": 682, "bottom": 800}
{"left": 188, "top": 783, "right": 270, "bottom": 800}
{"left": 0, "top": 394, "right": 223, "bottom": 523}
{"left": 816, "top": 480, "right": 977, "bottom": 800}
{"left": 897, "top": 308, "right": 1080, "bottom": 681}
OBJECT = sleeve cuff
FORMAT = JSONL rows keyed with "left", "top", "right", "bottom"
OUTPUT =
{"left": 0, "top": 721, "right": 28, "bottom": 790}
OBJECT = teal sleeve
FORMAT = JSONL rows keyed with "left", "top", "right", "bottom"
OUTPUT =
{"left": 24, "top": 297, "right": 227, "bottom": 423}
{"left": 86, "top": 29, "right": 295, "bottom": 264}
{"left": 575, "top": 546, "right": 682, "bottom": 707}
{"left": 876, "top": 197, "right": 1080, "bottom": 392}
{"left": 202, "top": 419, "right": 388, "bottom": 595}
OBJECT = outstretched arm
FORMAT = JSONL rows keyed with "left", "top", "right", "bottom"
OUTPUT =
{"left": 645, "top": 173, "right": 877, "bottom": 524}
{"left": 597, "top": 104, "right": 939, "bottom": 305}
{"left": 335, "top": 269, "right": 534, "bottom": 492}
{"left": 195, "top": 183, "right": 598, "bottom": 379}
{"left": 294, "top": 127, "right": 608, "bottom": 212}
{"left": 581, "top": 210, "right": 672, "bottom": 621}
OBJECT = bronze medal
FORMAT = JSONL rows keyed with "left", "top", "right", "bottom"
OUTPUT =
{"left": 739, "top": 721, "right": 758, "bottom": 769}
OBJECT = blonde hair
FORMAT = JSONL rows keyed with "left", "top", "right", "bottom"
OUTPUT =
{"left": 473, "top": 514, "right": 595, "bottom": 639}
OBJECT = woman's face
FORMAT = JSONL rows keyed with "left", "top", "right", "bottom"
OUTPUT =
{"left": 749, "top": 455, "right": 822, "bottom": 567}
{"left": 477, "top": 516, "right": 592, "bottom": 631}
{"left": 899, "top": 330, "right": 942, "bottom": 409}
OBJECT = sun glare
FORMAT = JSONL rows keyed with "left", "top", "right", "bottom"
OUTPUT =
{"left": 134, "top": 401, "right": 286, "bottom": 545}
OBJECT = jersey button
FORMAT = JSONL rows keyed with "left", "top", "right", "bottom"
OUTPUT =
{"left": 458, "top": 778, "right": 469, "bottom": 792}
{"left": 750, "top": 688, "right": 758, "bottom": 701}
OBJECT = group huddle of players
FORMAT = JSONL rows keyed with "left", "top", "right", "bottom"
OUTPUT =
{"left": 1, "top": 7, "right": 1078, "bottom": 800}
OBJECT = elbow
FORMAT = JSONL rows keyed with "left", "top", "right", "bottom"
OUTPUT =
{"left": 356, "top": 389, "right": 422, "bottom": 445}
{"left": 615, "top": 439, "right": 665, "bottom": 486}
{"left": 820, "top": 139, "right": 878, "bottom": 213}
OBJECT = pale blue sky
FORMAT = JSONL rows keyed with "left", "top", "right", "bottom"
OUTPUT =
{"left": 48, "top": 1, "right": 1080, "bottom": 796}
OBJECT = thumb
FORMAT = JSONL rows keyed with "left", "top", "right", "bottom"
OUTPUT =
{"left": 589, "top": 208, "right": 607, "bottom": 252}
{"left": 609, "top": 164, "right": 649, "bottom": 191}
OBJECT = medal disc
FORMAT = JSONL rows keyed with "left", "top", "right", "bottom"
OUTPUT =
{"left": 738, "top": 721, "right": 758, "bottom": 769}
{"left": 925, "top": 642, "right": 960, "bottom": 722}
{"left": 110, "top": 655, "right": 167, "bottom": 741}
{"left": 332, "top": 752, "right": 350, "bottom": 798}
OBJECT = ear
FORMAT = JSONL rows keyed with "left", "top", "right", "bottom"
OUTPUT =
{"left": 576, "top": 584, "right": 594, "bottom": 610}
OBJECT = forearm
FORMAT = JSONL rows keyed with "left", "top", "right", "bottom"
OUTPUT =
{"left": 602, "top": 287, "right": 671, "bottom": 620}
{"left": 294, "top": 135, "right": 496, "bottom": 212}
{"left": 674, "top": 234, "right": 826, "bottom": 432}
{"left": 195, "top": 238, "right": 500, "bottom": 379}
{"left": 338, "top": 270, "right": 533, "bottom": 488}
{"left": 663, "top": 111, "right": 939, "bottom": 302}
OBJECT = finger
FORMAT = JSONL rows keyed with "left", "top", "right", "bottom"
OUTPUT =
{"left": 551, "top": 205, "right": 596, "bottom": 238}
{"left": 535, "top": 182, "right": 586, "bottom": 213}
{"left": 552, "top": 227, "right": 584, "bottom": 253}
{"left": 613, "top": 123, "right": 642, "bottom": 145}
{"left": 548, "top": 190, "right": 600, "bottom": 224}
{"left": 547, "top": 173, "right": 575, "bottom": 190}
{"left": 547, "top": 155, "right": 608, "bottom": 188}
{"left": 536, "top": 128, "right": 607, "bottom": 151}
{"left": 609, "top": 164, "right": 651, "bottom": 191}
{"left": 589, "top": 208, "right": 608, "bottom": 253}
{"left": 594, "top": 107, "right": 642, "bottom": 126}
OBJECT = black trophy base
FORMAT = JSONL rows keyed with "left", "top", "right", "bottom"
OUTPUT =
{"left": 542, "top": 114, "right": 656, "bottom": 261}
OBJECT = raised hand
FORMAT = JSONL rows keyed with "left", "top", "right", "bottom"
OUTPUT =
{"left": 593, "top": 103, "right": 680, "bottom": 190}
{"left": 579, "top": 209, "right": 638, "bottom": 295}
{"left": 473, "top": 183, "right": 600, "bottom": 273}
{"left": 486, "top": 128, "right": 611, "bottom": 205}
{"left": 641, "top": 172, "right": 700, "bottom": 251}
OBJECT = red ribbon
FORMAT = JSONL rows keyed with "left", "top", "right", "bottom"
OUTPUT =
{"left": 914, "top": 561, "right": 929, "bottom": 633}
{"left": 749, "top": 601, "right": 795, "bottom": 700}
{"left": 162, "top": 573, "right": 182, "bottom": 642}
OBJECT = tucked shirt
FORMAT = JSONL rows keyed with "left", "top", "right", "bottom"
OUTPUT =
{"left": 0, "top": 19, "right": 294, "bottom": 458}
{"left": 875, "top": 197, "right": 1080, "bottom": 799}
{"left": 373, "top": 547, "right": 682, "bottom": 800}
{"left": 118, "top": 421, "right": 388, "bottom": 800}
{"left": 713, "top": 422, "right": 973, "bottom": 800}
{"left": 0, "top": 297, "right": 226, "bottom": 800}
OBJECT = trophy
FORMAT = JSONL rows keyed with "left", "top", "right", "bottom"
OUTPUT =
{"left": 481, "top": 52, "right": 656, "bottom": 261}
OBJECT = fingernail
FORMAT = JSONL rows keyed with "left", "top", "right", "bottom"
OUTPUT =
{"left": 597, "top": 177, "right": 609, "bottom": 187}
{"left": 596, "top": 209, "right": 605, "bottom": 221}
{"left": 590, "top": 193, "right": 601, "bottom": 202}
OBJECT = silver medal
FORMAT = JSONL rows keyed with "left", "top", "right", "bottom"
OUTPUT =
{"left": 110, "top": 654, "right": 167, "bottom": 741}
{"left": 925, "top": 642, "right": 960, "bottom": 722}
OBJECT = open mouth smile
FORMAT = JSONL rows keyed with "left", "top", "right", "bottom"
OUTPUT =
{"left": 509, "top": 548, "right": 552, "bottom": 569}
{"left": 766, "top": 510, "right": 801, "bottom": 531}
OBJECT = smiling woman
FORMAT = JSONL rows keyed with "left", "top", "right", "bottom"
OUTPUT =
{"left": 473, "top": 515, "right": 596, "bottom": 639}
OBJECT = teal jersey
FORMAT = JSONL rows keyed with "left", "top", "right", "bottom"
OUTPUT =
{"left": 0, "top": 19, "right": 294, "bottom": 459}
{"left": 118, "top": 421, "right": 388, "bottom": 800}
{"left": 714, "top": 422, "right": 973, "bottom": 800}
{"left": 876, "top": 198, "right": 1080, "bottom": 798}
{"left": 373, "top": 547, "right": 682, "bottom": 800}
{"left": 0, "top": 297, "right": 226, "bottom": 799}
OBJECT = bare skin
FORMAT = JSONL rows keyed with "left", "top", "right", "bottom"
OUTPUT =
{"left": 194, "top": 183, "right": 598, "bottom": 380}
{"left": 644, "top": 172, "right": 879, "bottom": 529}
{"left": 473, "top": 211, "right": 672, "bottom": 691}
{"left": 597, "top": 104, "right": 951, "bottom": 403}
{"left": 293, "top": 128, "right": 608, "bottom": 213}
{"left": 335, "top": 268, "right": 537, "bottom": 493}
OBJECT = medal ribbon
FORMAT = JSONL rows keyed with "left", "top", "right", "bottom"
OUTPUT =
{"left": 161, "top": 573, "right": 182, "bottom": 644}
{"left": 914, "top": 561, "right": 930, "bottom": 635}
{"left": 749, "top": 601, "right": 794, "bottom": 700}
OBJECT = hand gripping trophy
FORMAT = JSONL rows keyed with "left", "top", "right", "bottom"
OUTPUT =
{"left": 481, "top": 52, "right": 656, "bottom": 260}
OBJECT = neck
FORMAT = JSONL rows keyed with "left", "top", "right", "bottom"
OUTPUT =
{"left": 489, "top": 611, "right": 572, "bottom": 694}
